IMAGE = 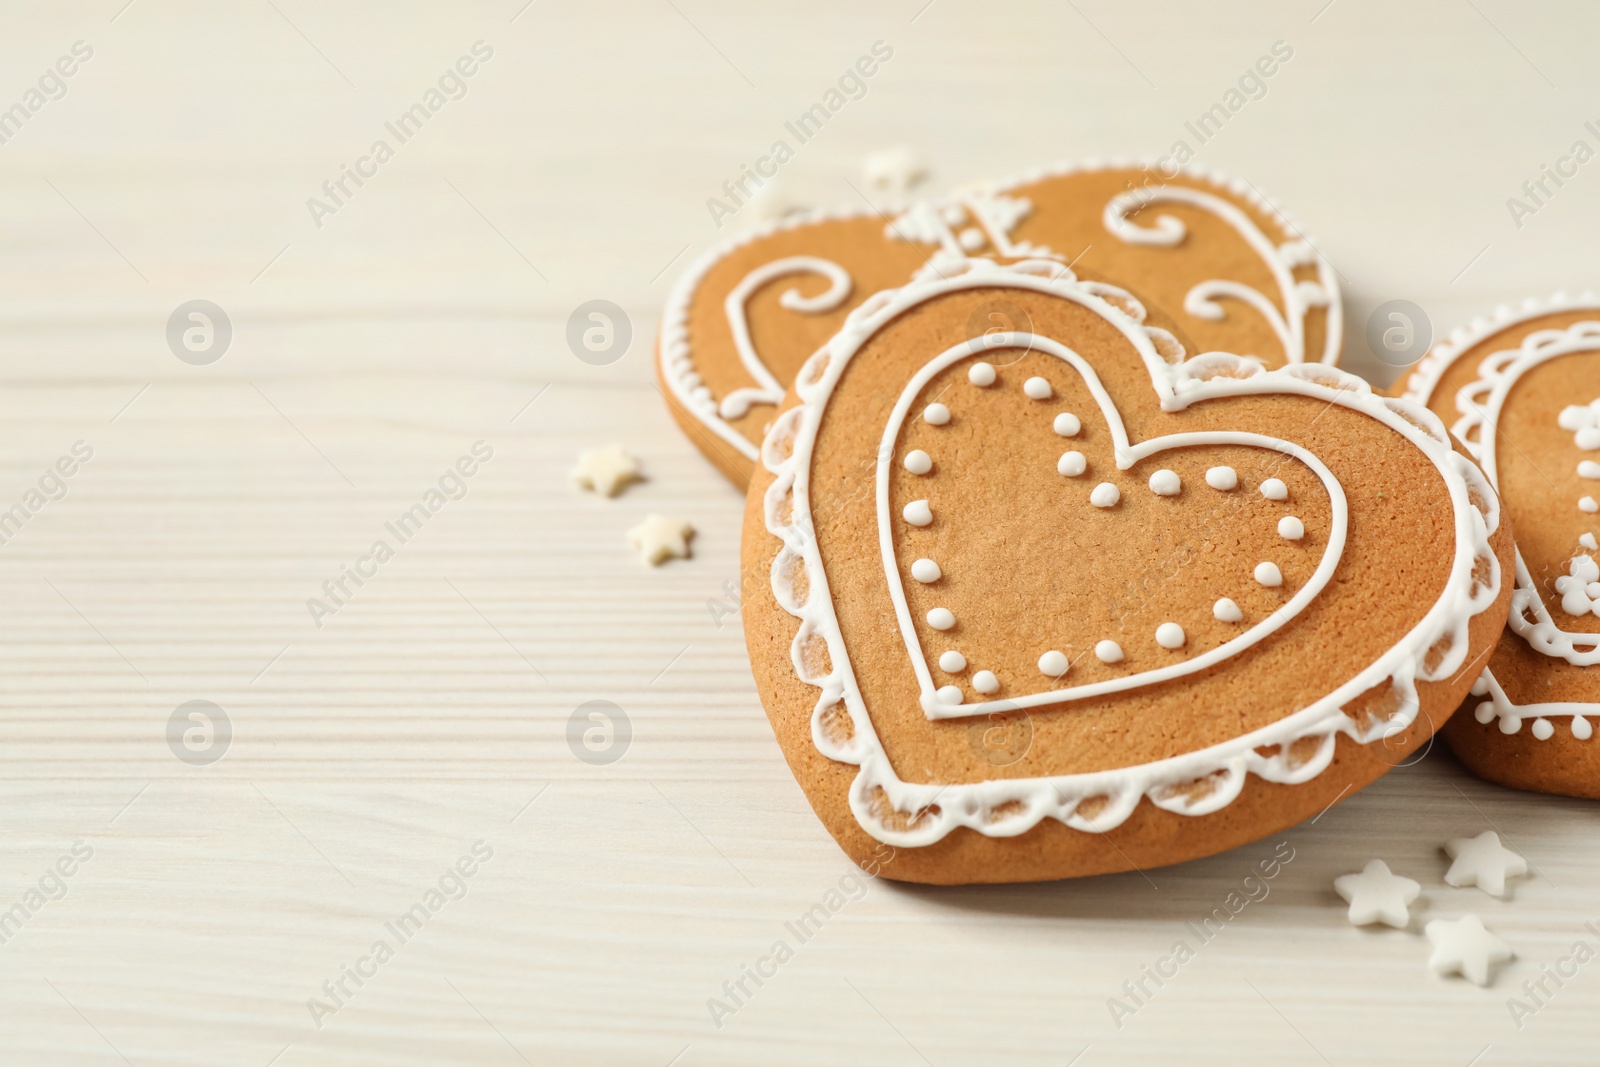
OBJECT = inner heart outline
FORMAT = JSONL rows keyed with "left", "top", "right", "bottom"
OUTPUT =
{"left": 875, "top": 331, "right": 1348, "bottom": 720}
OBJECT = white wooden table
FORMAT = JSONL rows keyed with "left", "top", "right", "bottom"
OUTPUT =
{"left": 1, "top": 1, "right": 1597, "bottom": 1062}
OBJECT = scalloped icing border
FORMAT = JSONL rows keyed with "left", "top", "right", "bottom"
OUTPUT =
{"left": 1417, "top": 308, "right": 1600, "bottom": 740}
{"left": 661, "top": 158, "right": 1344, "bottom": 466}
{"left": 1401, "top": 291, "right": 1600, "bottom": 413}
{"left": 761, "top": 258, "right": 1500, "bottom": 847}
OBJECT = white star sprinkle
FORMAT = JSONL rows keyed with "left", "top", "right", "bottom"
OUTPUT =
{"left": 572, "top": 445, "right": 643, "bottom": 497}
{"left": 862, "top": 145, "right": 927, "bottom": 197}
{"left": 1333, "top": 859, "right": 1421, "bottom": 928}
{"left": 627, "top": 514, "right": 694, "bottom": 566}
{"left": 1425, "top": 914, "right": 1514, "bottom": 986}
{"left": 1443, "top": 831, "right": 1529, "bottom": 898}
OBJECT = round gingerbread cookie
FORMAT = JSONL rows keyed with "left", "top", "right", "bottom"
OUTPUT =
{"left": 661, "top": 160, "right": 1342, "bottom": 485}
{"left": 743, "top": 259, "right": 1510, "bottom": 885}
{"left": 1403, "top": 295, "right": 1600, "bottom": 799}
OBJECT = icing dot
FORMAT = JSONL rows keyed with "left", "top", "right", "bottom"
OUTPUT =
{"left": 1278, "top": 516, "right": 1305, "bottom": 540}
{"left": 1581, "top": 460, "right": 1600, "bottom": 479}
{"left": 1499, "top": 715, "right": 1522, "bottom": 735}
{"left": 968, "top": 362, "right": 996, "bottom": 386}
{"left": 1148, "top": 470, "right": 1181, "bottom": 496}
{"left": 1582, "top": 496, "right": 1599, "bottom": 513}
{"left": 1213, "top": 597, "right": 1243, "bottom": 623}
{"left": 1053, "top": 412, "right": 1081, "bottom": 436}
{"left": 923, "top": 403, "right": 951, "bottom": 426}
{"left": 1205, "top": 467, "right": 1238, "bottom": 490}
{"left": 936, "top": 685, "right": 964, "bottom": 706}
{"left": 1260, "top": 478, "right": 1288, "bottom": 501}
{"left": 904, "top": 500, "right": 933, "bottom": 526}
{"left": 1576, "top": 717, "right": 1594, "bottom": 740}
{"left": 1155, "top": 622, "right": 1186, "bottom": 649}
{"left": 1024, "top": 377, "right": 1053, "bottom": 400}
{"left": 927, "top": 607, "right": 955, "bottom": 630}
{"left": 1090, "top": 482, "right": 1121, "bottom": 507}
{"left": 1038, "top": 650, "right": 1069, "bottom": 677}
{"left": 938, "top": 650, "right": 966, "bottom": 673}
{"left": 911, "top": 558, "right": 942, "bottom": 583}
{"left": 1254, "top": 562, "right": 1284, "bottom": 587}
{"left": 1532, "top": 717, "right": 1555, "bottom": 741}
{"left": 903, "top": 449, "right": 932, "bottom": 475}
{"left": 1474, "top": 702, "right": 1496, "bottom": 725}
{"left": 1058, "top": 451, "right": 1087, "bottom": 477}
{"left": 958, "top": 227, "right": 986, "bottom": 251}
{"left": 1584, "top": 533, "right": 1599, "bottom": 551}
{"left": 973, "top": 670, "right": 999, "bottom": 694}
{"left": 1095, "top": 640, "right": 1125, "bottom": 664}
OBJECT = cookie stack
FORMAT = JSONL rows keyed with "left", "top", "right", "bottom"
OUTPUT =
{"left": 649, "top": 159, "right": 1600, "bottom": 886}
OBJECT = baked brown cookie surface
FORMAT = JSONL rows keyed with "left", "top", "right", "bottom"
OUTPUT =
{"left": 743, "top": 260, "right": 1510, "bottom": 884}
{"left": 662, "top": 161, "right": 1343, "bottom": 485}
{"left": 1404, "top": 296, "right": 1600, "bottom": 798}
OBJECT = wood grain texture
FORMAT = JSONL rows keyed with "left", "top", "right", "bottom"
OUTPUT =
{"left": 2, "top": 0, "right": 1599, "bottom": 1062}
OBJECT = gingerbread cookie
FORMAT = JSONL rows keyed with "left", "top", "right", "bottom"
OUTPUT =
{"left": 743, "top": 259, "right": 1509, "bottom": 885}
{"left": 1403, "top": 295, "right": 1600, "bottom": 798}
{"left": 661, "top": 160, "right": 1343, "bottom": 485}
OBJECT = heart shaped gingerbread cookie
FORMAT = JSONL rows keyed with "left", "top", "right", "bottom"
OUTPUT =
{"left": 661, "top": 160, "right": 1343, "bottom": 485}
{"left": 744, "top": 259, "right": 1509, "bottom": 884}
{"left": 1404, "top": 295, "right": 1600, "bottom": 798}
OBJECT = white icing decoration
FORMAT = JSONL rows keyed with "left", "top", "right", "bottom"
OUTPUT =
{"left": 926, "top": 607, "right": 955, "bottom": 631}
{"left": 903, "top": 500, "right": 933, "bottom": 526}
{"left": 1425, "top": 915, "right": 1514, "bottom": 987}
{"left": 1155, "top": 623, "right": 1186, "bottom": 649}
{"left": 1057, "top": 453, "right": 1086, "bottom": 478}
{"left": 1448, "top": 323, "right": 1600, "bottom": 669}
{"left": 973, "top": 670, "right": 999, "bottom": 694}
{"left": 1090, "top": 482, "right": 1121, "bottom": 508}
{"left": 718, "top": 257, "right": 854, "bottom": 421}
{"left": 760, "top": 259, "right": 1498, "bottom": 847}
{"left": 1466, "top": 669, "right": 1598, "bottom": 741}
{"left": 1260, "top": 478, "right": 1288, "bottom": 500}
{"left": 910, "top": 558, "right": 942, "bottom": 584}
{"left": 888, "top": 191, "right": 1035, "bottom": 261}
{"left": 1095, "top": 640, "right": 1125, "bottom": 663}
{"left": 923, "top": 403, "right": 951, "bottom": 426}
{"left": 968, "top": 362, "right": 996, "bottom": 386}
{"left": 1103, "top": 182, "right": 1342, "bottom": 365}
{"left": 1148, "top": 470, "right": 1181, "bottom": 496}
{"left": 1583, "top": 496, "right": 1599, "bottom": 513}
{"left": 1443, "top": 831, "right": 1528, "bottom": 898}
{"left": 903, "top": 449, "right": 932, "bottom": 475}
{"left": 1554, "top": 554, "right": 1600, "bottom": 616}
{"left": 1038, "top": 650, "right": 1069, "bottom": 677}
{"left": 1024, "top": 376, "right": 1053, "bottom": 400}
{"left": 936, "top": 685, "right": 963, "bottom": 705}
{"left": 1053, "top": 412, "right": 1081, "bottom": 436}
{"left": 1254, "top": 562, "right": 1284, "bottom": 587}
{"left": 1213, "top": 597, "right": 1243, "bottom": 623}
{"left": 661, "top": 159, "right": 1343, "bottom": 468}
{"left": 1206, "top": 466, "right": 1238, "bottom": 490}
{"left": 1278, "top": 516, "right": 1305, "bottom": 540}
{"left": 1584, "top": 533, "right": 1599, "bottom": 551}
{"left": 939, "top": 650, "right": 966, "bottom": 673}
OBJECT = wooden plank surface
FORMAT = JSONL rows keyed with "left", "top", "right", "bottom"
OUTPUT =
{"left": 1, "top": 1, "right": 1598, "bottom": 1062}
